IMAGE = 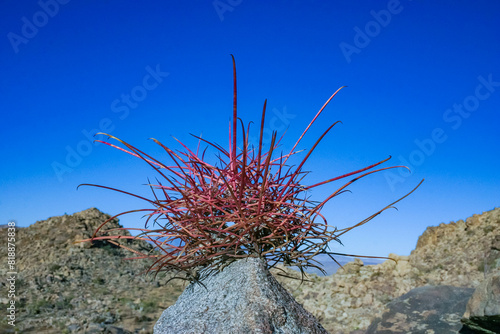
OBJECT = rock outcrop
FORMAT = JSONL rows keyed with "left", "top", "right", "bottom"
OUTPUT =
{"left": 461, "top": 270, "right": 500, "bottom": 333}
{"left": 274, "top": 207, "right": 500, "bottom": 333}
{"left": 154, "top": 257, "right": 328, "bottom": 334}
{"left": 409, "top": 207, "right": 500, "bottom": 288}
{"left": 366, "top": 285, "right": 474, "bottom": 333}
{"left": 273, "top": 255, "right": 418, "bottom": 332}
{"left": 0, "top": 208, "right": 185, "bottom": 334}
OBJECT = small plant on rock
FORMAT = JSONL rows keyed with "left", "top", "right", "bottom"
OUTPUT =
{"left": 78, "top": 56, "right": 422, "bottom": 283}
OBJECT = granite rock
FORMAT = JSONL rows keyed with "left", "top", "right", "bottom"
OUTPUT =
{"left": 366, "top": 285, "right": 474, "bottom": 334}
{"left": 460, "top": 271, "right": 500, "bottom": 334}
{"left": 154, "top": 257, "right": 328, "bottom": 334}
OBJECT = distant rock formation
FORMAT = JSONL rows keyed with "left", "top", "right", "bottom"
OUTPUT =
{"left": 154, "top": 257, "right": 328, "bottom": 334}
{"left": 0, "top": 208, "right": 185, "bottom": 334}
{"left": 409, "top": 207, "right": 500, "bottom": 288}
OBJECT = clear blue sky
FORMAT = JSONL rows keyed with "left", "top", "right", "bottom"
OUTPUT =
{"left": 1, "top": 1, "right": 499, "bottom": 258}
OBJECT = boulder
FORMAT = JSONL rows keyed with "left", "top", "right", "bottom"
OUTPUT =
{"left": 153, "top": 257, "right": 329, "bottom": 334}
{"left": 409, "top": 208, "right": 500, "bottom": 288}
{"left": 483, "top": 235, "right": 500, "bottom": 274}
{"left": 460, "top": 271, "right": 500, "bottom": 333}
{"left": 366, "top": 285, "right": 474, "bottom": 334}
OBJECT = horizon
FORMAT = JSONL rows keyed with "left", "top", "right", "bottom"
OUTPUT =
{"left": 1, "top": 1, "right": 499, "bottom": 258}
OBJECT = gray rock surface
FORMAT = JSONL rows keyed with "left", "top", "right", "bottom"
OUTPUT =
{"left": 483, "top": 235, "right": 500, "bottom": 275}
{"left": 460, "top": 270, "right": 500, "bottom": 334}
{"left": 365, "top": 285, "right": 474, "bottom": 334}
{"left": 154, "top": 257, "right": 329, "bottom": 334}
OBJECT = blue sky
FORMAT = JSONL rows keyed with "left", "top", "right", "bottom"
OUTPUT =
{"left": 1, "top": 1, "right": 499, "bottom": 259}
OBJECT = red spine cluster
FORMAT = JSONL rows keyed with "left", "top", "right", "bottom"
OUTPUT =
{"left": 78, "top": 57, "right": 422, "bottom": 281}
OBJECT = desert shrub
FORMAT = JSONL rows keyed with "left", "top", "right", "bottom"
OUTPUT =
{"left": 48, "top": 264, "right": 61, "bottom": 272}
{"left": 483, "top": 225, "right": 494, "bottom": 234}
{"left": 54, "top": 297, "right": 73, "bottom": 310}
{"left": 92, "top": 276, "right": 106, "bottom": 285}
{"left": 139, "top": 299, "right": 159, "bottom": 313}
{"left": 28, "top": 298, "right": 52, "bottom": 315}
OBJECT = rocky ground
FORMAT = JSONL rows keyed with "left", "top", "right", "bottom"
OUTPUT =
{"left": 0, "top": 208, "right": 185, "bottom": 334}
{"left": 0, "top": 206, "right": 498, "bottom": 333}
{"left": 274, "top": 206, "right": 500, "bottom": 333}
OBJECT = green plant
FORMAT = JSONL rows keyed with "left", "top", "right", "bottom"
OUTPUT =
{"left": 55, "top": 297, "right": 73, "bottom": 310}
{"left": 29, "top": 298, "right": 52, "bottom": 315}
{"left": 483, "top": 225, "right": 494, "bottom": 234}
{"left": 92, "top": 276, "right": 106, "bottom": 285}
{"left": 139, "top": 299, "right": 159, "bottom": 313}
{"left": 78, "top": 56, "right": 422, "bottom": 283}
{"left": 49, "top": 263, "right": 61, "bottom": 272}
